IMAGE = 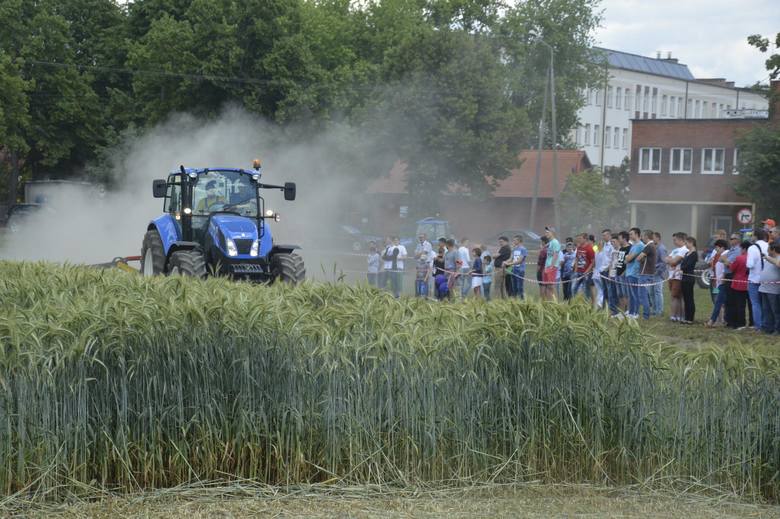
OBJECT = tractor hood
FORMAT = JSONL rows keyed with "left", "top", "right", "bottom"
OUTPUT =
{"left": 211, "top": 214, "right": 258, "bottom": 240}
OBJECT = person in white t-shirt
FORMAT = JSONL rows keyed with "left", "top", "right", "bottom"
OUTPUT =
{"left": 746, "top": 228, "right": 770, "bottom": 330}
{"left": 457, "top": 238, "right": 471, "bottom": 298}
{"left": 415, "top": 233, "right": 433, "bottom": 266}
{"left": 664, "top": 232, "right": 689, "bottom": 322}
{"left": 383, "top": 236, "right": 407, "bottom": 298}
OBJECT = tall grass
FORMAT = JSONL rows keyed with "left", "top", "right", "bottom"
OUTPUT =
{"left": 0, "top": 261, "right": 778, "bottom": 500}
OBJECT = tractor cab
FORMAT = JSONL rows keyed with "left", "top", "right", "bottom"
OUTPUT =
{"left": 142, "top": 162, "right": 304, "bottom": 283}
{"left": 415, "top": 217, "right": 452, "bottom": 241}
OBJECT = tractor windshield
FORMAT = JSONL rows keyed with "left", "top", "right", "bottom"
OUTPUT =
{"left": 192, "top": 171, "right": 258, "bottom": 217}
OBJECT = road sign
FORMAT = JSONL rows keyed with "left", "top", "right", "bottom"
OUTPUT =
{"left": 737, "top": 207, "right": 753, "bottom": 225}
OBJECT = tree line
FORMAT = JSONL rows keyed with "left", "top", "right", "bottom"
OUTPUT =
{"left": 0, "top": 0, "right": 602, "bottom": 209}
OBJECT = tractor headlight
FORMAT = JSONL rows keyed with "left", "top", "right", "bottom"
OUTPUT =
{"left": 265, "top": 209, "right": 274, "bottom": 217}
{"left": 273, "top": 213, "right": 281, "bottom": 222}
{"left": 183, "top": 207, "right": 192, "bottom": 215}
{"left": 250, "top": 239, "right": 259, "bottom": 257}
{"left": 226, "top": 237, "right": 238, "bottom": 257}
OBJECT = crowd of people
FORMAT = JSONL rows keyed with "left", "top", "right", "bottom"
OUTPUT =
{"left": 365, "top": 219, "right": 780, "bottom": 335}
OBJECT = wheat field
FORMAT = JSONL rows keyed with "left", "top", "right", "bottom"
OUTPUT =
{"left": 0, "top": 262, "right": 778, "bottom": 501}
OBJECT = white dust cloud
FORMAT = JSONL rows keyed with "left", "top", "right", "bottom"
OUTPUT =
{"left": 0, "top": 106, "right": 386, "bottom": 272}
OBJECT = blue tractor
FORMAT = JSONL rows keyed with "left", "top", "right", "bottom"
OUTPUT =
{"left": 141, "top": 161, "right": 305, "bottom": 283}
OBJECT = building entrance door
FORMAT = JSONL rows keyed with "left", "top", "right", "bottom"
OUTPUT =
{"left": 711, "top": 215, "right": 732, "bottom": 236}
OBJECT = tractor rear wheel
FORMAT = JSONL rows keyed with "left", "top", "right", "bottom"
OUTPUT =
{"left": 141, "top": 229, "right": 166, "bottom": 276}
{"left": 271, "top": 253, "right": 305, "bottom": 284}
{"left": 168, "top": 250, "right": 208, "bottom": 278}
{"left": 695, "top": 260, "right": 711, "bottom": 289}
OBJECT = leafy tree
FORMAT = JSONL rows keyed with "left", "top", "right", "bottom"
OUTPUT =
{"left": 558, "top": 169, "right": 626, "bottom": 237}
{"left": 735, "top": 32, "right": 780, "bottom": 217}
{"left": 0, "top": 51, "right": 31, "bottom": 206}
{"left": 735, "top": 126, "right": 780, "bottom": 217}
{"left": 747, "top": 32, "right": 780, "bottom": 80}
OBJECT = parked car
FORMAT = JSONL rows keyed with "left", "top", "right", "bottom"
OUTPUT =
{"left": 482, "top": 229, "right": 542, "bottom": 250}
{"left": 338, "top": 225, "right": 384, "bottom": 252}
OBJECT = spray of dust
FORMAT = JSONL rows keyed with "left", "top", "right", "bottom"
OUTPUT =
{"left": 0, "top": 106, "right": 393, "bottom": 277}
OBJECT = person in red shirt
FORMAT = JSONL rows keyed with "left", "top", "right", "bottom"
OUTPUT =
{"left": 726, "top": 241, "right": 750, "bottom": 329}
{"left": 571, "top": 233, "right": 595, "bottom": 301}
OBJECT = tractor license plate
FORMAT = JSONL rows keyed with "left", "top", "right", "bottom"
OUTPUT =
{"left": 232, "top": 264, "right": 265, "bottom": 274}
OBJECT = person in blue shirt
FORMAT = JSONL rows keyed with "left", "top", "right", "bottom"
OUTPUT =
{"left": 560, "top": 240, "right": 576, "bottom": 301}
{"left": 508, "top": 234, "right": 528, "bottom": 299}
{"left": 623, "top": 227, "right": 646, "bottom": 318}
{"left": 652, "top": 231, "right": 668, "bottom": 317}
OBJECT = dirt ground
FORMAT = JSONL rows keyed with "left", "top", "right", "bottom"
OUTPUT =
{"left": 6, "top": 484, "right": 779, "bottom": 519}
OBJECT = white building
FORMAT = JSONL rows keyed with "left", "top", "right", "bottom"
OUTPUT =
{"left": 573, "top": 48, "right": 769, "bottom": 169}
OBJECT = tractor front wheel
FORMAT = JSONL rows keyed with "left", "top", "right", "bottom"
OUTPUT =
{"left": 271, "top": 253, "right": 305, "bottom": 284}
{"left": 141, "top": 229, "right": 166, "bottom": 276}
{"left": 168, "top": 250, "right": 208, "bottom": 278}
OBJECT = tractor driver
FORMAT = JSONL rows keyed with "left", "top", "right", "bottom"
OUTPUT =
{"left": 195, "top": 180, "right": 226, "bottom": 213}
{"left": 231, "top": 177, "right": 255, "bottom": 206}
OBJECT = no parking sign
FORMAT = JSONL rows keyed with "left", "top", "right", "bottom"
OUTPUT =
{"left": 737, "top": 207, "right": 753, "bottom": 225}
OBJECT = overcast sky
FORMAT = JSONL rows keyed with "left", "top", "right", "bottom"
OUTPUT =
{"left": 594, "top": 0, "right": 780, "bottom": 86}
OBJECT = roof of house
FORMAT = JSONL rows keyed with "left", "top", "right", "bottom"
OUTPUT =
{"left": 593, "top": 47, "right": 695, "bottom": 81}
{"left": 367, "top": 150, "right": 592, "bottom": 198}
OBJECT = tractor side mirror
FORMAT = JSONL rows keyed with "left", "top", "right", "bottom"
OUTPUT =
{"left": 153, "top": 179, "right": 168, "bottom": 198}
{"left": 284, "top": 182, "right": 296, "bottom": 201}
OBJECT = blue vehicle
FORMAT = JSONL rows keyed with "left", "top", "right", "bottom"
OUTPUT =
{"left": 141, "top": 161, "right": 304, "bottom": 283}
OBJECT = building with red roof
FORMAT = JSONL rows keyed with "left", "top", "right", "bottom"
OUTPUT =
{"left": 365, "top": 149, "right": 591, "bottom": 241}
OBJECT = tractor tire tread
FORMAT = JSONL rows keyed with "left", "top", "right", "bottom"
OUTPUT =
{"left": 169, "top": 250, "right": 208, "bottom": 278}
{"left": 141, "top": 229, "right": 166, "bottom": 276}
{"left": 272, "top": 253, "right": 306, "bottom": 284}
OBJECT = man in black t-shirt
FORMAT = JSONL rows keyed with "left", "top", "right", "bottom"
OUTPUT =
{"left": 493, "top": 236, "right": 512, "bottom": 299}
{"left": 614, "top": 231, "right": 631, "bottom": 313}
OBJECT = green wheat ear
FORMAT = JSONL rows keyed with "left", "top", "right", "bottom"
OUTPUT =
{"left": 0, "top": 259, "right": 777, "bottom": 501}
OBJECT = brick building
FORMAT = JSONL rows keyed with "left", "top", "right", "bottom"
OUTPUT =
{"left": 366, "top": 150, "right": 591, "bottom": 240}
{"left": 628, "top": 81, "right": 779, "bottom": 242}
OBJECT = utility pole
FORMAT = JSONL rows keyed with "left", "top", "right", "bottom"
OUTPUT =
{"left": 549, "top": 47, "right": 560, "bottom": 231}
{"left": 528, "top": 64, "right": 550, "bottom": 232}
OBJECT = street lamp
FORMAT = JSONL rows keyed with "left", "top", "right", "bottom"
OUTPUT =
{"left": 527, "top": 34, "right": 559, "bottom": 233}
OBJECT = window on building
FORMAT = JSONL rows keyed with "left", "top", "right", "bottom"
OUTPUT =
{"left": 607, "top": 86, "right": 613, "bottom": 108}
{"left": 605, "top": 126, "right": 611, "bottom": 148}
{"left": 661, "top": 95, "right": 668, "bottom": 116}
{"left": 694, "top": 100, "right": 701, "bottom": 118}
{"left": 651, "top": 88, "right": 658, "bottom": 115}
{"left": 701, "top": 148, "right": 725, "bottom": 174}
{"left": 575, "top": 127, "right": 581, "bottom": 146}
{"left": 703, "top": 101, "right": 708, "bottom": 117}
{"left": 678, "top": 99, "right": 684, "bottom": 117}
{"left": 639, "top": 147, "right": 661, "bottom": 173}
{"left": 622, "top": 128, "right": 628, "bottom": 149}
{"left": 625, "top": 88, "right": 632, "bottom": 111}
{"left": 584, "top": 124, "right": 591, "bottom": 145}
{"left": 643, "top": 86, "right": 650, "bottom": 113}
{"left": 686, "top": 98, "right": 692, "bottom": 118}
{"left": 594, "top": 124, "right": 600, "bottom": 146}
{"left": 613, "top": 127, "right": 620, "bottom": 149}
{"left": 635, "top": 85, "right": 642, "bottom": 111}
{"left": 732, "top": 148, "right": 740, "bottom": 175}
{"left": 616, "top": 87, "right": 622, "bottom": 109}
{"left": 670, "top": 148, "right": 692, "bottom": 174}
{"left": 719, "top": 103, "right": 724, "bottom": 118}
{"left": 670, "top": 96, "right": 676, "bottom": 118}
{"left": 595, "top": 88, "right": 602, "bottom": 107}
